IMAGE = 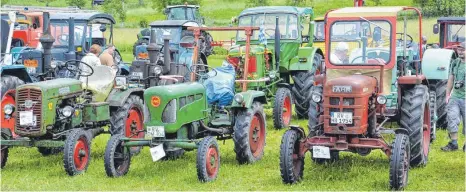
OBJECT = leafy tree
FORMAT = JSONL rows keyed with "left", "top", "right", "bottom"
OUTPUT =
{"left": 369, "top": 0, "right": 383, "bottom": 6}
{"left": 103, "top": 0, "right": 127, "bottom": 24}
{"left": 412, "top": 0, "right": 465, "bottom": 16}
{"left": 246, "top": 0, "right": 269, "bottom": 7}
{"left": 286, "top": 0, "right": 309, "bottom": 6}
{"left": 66, "top": 0, "right": 86, "bottom": 8}
{"left": 37, "top": 0, "right": 56, "bottom": 7}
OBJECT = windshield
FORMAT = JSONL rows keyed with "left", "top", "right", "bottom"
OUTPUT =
{"left": 329, "top": 20, "right": 391, "bottom": 65}
{"left": 314, "top": 20, "right": 324, "bottom": 41}
{"left": 237, "top": 13, "right": 298, "bottom": 41}
{"left": 50, "top": 21, "right": 86, "bottom": 47}
{"left": 152, "top": 27, "right": 181, "bottom": 44}
{"left": 167, "top": 7, "right": 197, "bottom": 21}
{"left": 447, "top": 24, "right": 465, "bottom": 43}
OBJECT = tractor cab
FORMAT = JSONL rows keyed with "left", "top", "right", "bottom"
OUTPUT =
{"left": 433, "top": 17, "right": 465, "bottom": 49}
{"left": 164, "top": 4, "right": 204, "bottom": 24}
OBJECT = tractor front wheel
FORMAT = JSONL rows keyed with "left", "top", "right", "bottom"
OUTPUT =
{"left": 104, "top": 134, "right": 131, "bottom": 177}
{"left": 110, "top": 95, "right": 144, "bottom": 155}
{"left": 279, "top": 129, "right": 304, "bottom": 184}
{"left": 233, "top": 101, "right": 266, "bottom": 164}
{"left": 389, "top": 133, "right": 410, "bottom": 190}
{"left": 273, "top": 87, "right": 292, "bottom": 129}
{"left": 400, "top": 85, "right": 430, "bottom": 167}
{"left": 429, "top": 91, "right": 437, "bottom": 142}
{"left": 307, "top": 85, "right": 323, "bottom": 136}
{"left": 63, "top": 129, "right": 91, "bottom": 176}
{"left": 196, "top": 136, "right": 220, "bottom": 182}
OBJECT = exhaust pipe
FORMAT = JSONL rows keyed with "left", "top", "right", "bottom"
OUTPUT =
{"left": 147, "top": 28, "right": 159, "bottom": 64}
{"left": 162, "top": 34, "right": 171, "bottom": 74}
{"left": 39, "top": 12, "right": 55, "bottom": 74}
{"left": 274, "top": 17, "right": 280, "bottom": 71}
{"left": 68, "top": 17, "right": 75, "bottom": 53}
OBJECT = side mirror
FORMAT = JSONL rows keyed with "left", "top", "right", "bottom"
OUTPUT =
{"left": 99, "top": 25, "right": 107, "bottom": 32}
{"left": 433, "top": 23, "right": 439, "bottom": 34}
{"left": 163, "top": 8, "right": 169, "bottom": 15}
{"left": 373, "top": 27, "right": 382, "bottom": 42}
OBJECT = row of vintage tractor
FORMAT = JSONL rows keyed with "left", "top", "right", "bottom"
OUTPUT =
{"left": 0, "top": 3, "right": 465, "bottom": 190}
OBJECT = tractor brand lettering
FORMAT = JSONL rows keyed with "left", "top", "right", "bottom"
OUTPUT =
{"left": 332, "top": 85, "right": 352, "bottom": 93}
{"left": 151, "top": 96, "right": 161, "bottom": 107}
{"left": 58, "top": 87, "right": 70, "bottom": 95}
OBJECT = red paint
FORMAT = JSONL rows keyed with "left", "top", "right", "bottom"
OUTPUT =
{"left": 397, "top": 75, "right": 426, "bottom": 85}
{"left": 248, "top": 57, "right": 257, "bottom": 73}
{"left": 151, "top": 96, "right": 161, "bottom": 107}
{"left": 249, "top": 113, "right": 265, "bottom": 158}
{"left": 1, "top": 91, "right": 17, "bottom": 138}
{"left": 73, "top": 136, "right": 89, "bottom": 171}
{"left": 205, "top": 146, "right": 219, "bottom": 178}
{"left": 125, "top": 107, "right": 143, "bottom": 139}
{"left": 282, "top": 95, "right": 291, "bottom": 126}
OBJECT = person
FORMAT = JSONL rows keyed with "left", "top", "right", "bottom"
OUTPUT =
{"left": 100, "top": 44, "right": 115, "bottom": 67}
{"left": 441, "top": 42, "right": 465, "bottom": 152}
{"left": 330, "top": 42, "right": 349, "bottom": 64}
{"left": 421, "top": 35, "right": 428, "bottom": 53}
{"left": 80, "top": 44, "right": 102, "bottom": 80}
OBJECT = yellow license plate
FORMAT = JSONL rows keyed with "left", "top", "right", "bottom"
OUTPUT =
{"left": 24, "top": 59, "right": 38, "bottom": 67}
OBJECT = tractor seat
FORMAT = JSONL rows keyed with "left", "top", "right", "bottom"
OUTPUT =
{"left": 81, "top": 65, "right": 116, "bottom": 102}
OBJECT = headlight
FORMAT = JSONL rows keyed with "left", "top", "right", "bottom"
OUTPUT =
{"left": 153, "top": 66, "right": 162, "bottom": 75}
{"left": 269, "top": 70, "right": 277, "bottom": 79}
{"left": 3, "top": 104, "right": 14, "bottom": 115}
{"left": 234, "top": 94, "right": 244, "bottom": 103}
{"left": 311, "top": 94, "right": 322, "bottom": 103}
{"left": 61, "top": 106, "right": 74, "bottom": 117}
{"left": 376, "top": 95, "right": 387, "bottom": 105}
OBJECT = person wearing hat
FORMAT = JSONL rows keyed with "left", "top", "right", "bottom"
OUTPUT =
{"left": 331, "top": 42, "right": 349, "bottom": 64}
{"left": 442, "top": 41, "right": 466, "bottom": 151}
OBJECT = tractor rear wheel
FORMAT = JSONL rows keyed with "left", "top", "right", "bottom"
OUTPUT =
{"left": 63, "top": 129, "right": 91, "bottom": 176}
{"left": 38, "top": 147, "right": 62, "bottom": 156}
{"left": 233, "top": 101, "right": 266, "bottom": 164}
{"left": 273, "top": 87, "right": 292, "bottom": 129}
{"left": 104, "top": 134, "right": 131, "bottom": 177}
{"left": 110, "top": 95, "right": 144, "bottom": 155}
{"left": 307, "top": 85, "right": 323, "bottom": 136}
{"left": 291, "top": 54, "right": 322, "bottom": 119}
{"left": 431, "top": 80, "right": 447, "bottom": 129}
{"left": 429, "top": 91, "right": 437, "bottom": 142}
{"left": 1, "top": 131, "right": 10, "bottom": 169}
{"left": 400, "top": 85, "right": 430, "bottom": 167}
{"left": 279, "top": 129, "right": 304, "bottom": 184}
{"left": 389, "top": 133, "right": 410, "bottom": 190}
{"left": 196, "top": 136, "right": 220, "bottom": 182}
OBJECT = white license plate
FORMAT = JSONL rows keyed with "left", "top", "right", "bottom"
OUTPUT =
{"left": 19, "top": 111, "right": 36, "bottom": 126}
{"left": 149, "top": 144, "right": 166, "bottom": 162}
{"left": 131, "top": 72, "right": 143, "bottom": 78}
{"left": 331, "top": 112, "right": 353, "bottom": 124}
{"left": 312, "top": 146, "right": 330, "bottom": 159}
{"left": 333, "top": 85, "right": 352, "bottom": 93}
{"left": 145, "top": 126, "right": 165, "bottom": 138}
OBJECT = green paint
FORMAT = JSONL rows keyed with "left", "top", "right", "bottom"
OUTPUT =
{"left": 289, "top": 47, "right": 319, "bottom": 71}
{"left": 83, "top": 102, "right": 110, "bottom": 122}
{"left": 0, "top": 139, "right": 64, "bottom": 147}
{"left": 230, "top": 90, "right": 267, "bottom": 108}
{"left": 71, "top": 109, "right": 82, "bottom": 127}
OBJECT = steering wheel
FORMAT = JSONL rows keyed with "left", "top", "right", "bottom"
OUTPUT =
{"left": 57, "top": 34, "right": 69, "bottom": 45}
{"left": 396, "top": 33, "right": 413, "bottom": 47}
{"left": 65, "top": 60, "right": 94, "bottom": 77}
{"left": 350, "top": 55, "right": 371, "bottom": 64}
{"left": 189, "top": 64, "right": 217, "bottom": 78}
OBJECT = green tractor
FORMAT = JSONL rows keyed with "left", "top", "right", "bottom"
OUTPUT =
{"left": 0, "top": 22, "right": 162, "bottom": 175}
{"left": 103, "top": 26, "right": 267, "bottom": 182}
{"left": 231, "top": 6, "right": 323, "bottom": 128}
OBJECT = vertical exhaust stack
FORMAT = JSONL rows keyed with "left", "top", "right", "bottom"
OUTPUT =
{"left": 147, "top": 28, "right": 158, "bottom": 64}
{"left": 68, "top": 17, "right": 75, "bottom": 53}
{"left": 39, "top": 12, "right": 55, "bottom": 74}
{"left": 162, "top": 33, "right": 171, "bottom": 75}
{"left": 274, "top": 16, "right": 281, "bottom": 71}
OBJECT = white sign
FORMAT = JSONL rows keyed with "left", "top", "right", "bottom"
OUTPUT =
{"left": 146, "top": 126, "right": 165, "bottom": 138}
{"left": 19, "top": 111, "right": 36, "bottom": 126}
{"left": 149, "top": 144, "right": 166, "bottom": 162}
{"left": 312, "top": 146, "right": 330, "bottom": 159}
{"left": 332, "top": 85, "right": 352, "bottom": 93}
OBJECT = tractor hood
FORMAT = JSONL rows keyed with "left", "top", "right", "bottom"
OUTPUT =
{"left": 228, "top": 44, "right": 266, "bottom": 56}
{"left": 18, "top": 78, "right": 83, "bottom": 97}
{"left": 325, "top": 74, "right": 377, "bottom": 95}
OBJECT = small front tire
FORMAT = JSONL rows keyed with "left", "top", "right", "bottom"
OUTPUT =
{"left": 104, "top": 134, "right": 131, "bottom": 177}
{"left": 279, "top": 130, "right": 304, "bottom": 184}
{"left": 196, "top": 136, "right": 220, "bottom": 182}
{"left": 389, "top": 133, "right": 410, "bottom": 190}
{"left": 63, "top": 129, "right": 91, "bottom": 176}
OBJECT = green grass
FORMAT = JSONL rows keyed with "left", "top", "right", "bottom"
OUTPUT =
{"left": 1, "top": 114, "right": 464, "bottom": 190}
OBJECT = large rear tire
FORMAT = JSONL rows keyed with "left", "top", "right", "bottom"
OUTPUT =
{"left": 1, "top": 75, "right": 25, "bottom": 97}
{"left": 279, "top": 129, "right": 304, "bottom": 184}
{"left": 389, "top": 133, "right": 410, "bottom": 190}
{"left": 233, "top": 101, "right": 266, "bottom": 164}
{"left": 429, "top": 91, "right": 437, "bottom": 142}
{"left": 400, "top": 85, "right": 430, "bottom": 167}
{"left": 431, "top": 80, "right": 447, "bottom": 129}
{"left": 273, "top": 88, "right": 292, "bottom": 129}
{"left": 291, "top": 54, "right": 322, "bottom": 119}
{"left": 104, "top": 134, "right": 131, "bottom": 177}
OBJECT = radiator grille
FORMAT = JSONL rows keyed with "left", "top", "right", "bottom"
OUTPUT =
{"left": 16, "top": 88, "right": 42, "bottom": 134}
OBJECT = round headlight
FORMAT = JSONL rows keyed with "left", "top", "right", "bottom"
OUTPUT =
{"left": 3, "top": 104, "right": 14, "bottom": 115}
{"left": 269, "top": 70, "right": 277, "bottom": 79}
{"left": 61, "top": 106, "right": 74, "bottom": 117}
{"left": 311, "top": 94, "right": 322, "bottom": 103}
{"left": 153, "top": 66, "right": 162, "bottom": 75}
{"left": 234, "top": 94, "right": 244, "bottom": 103}
{"left": 376, "top": 95, "right": 387, "bottom": 105}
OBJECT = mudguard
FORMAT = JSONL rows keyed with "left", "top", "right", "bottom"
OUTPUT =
{"left": 422, "top": 48, "right": 455, "bottom": 80}
{"left": 106, "top": 88, "right": 144, "bottom": 107}
{"left": 231, "top": 90, "right": 267, "bottom": 108}
{"left": 0, "top": 65, "right": 33, "bottom": 83}
{"left": 289, "top": 46, "right": 322, "bottom": 72}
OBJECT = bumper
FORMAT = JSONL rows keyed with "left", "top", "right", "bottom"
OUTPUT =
{"left": 301, "top": 135, "right": 391, "bottom": 157}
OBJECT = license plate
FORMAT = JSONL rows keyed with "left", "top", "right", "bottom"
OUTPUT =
{"left": 331, "top": 112, "right": 353, "bottom": 124}
{"left": 145, "top": 126, "right": 165, "bottom": 139}
{"left": 312, "top": 146, "right": 330, "bottom": 159}
{"left": 19, "top": 111, "right": 36, "bottom": 126}
{"left": 24, "top": 59, "right": 38, "bottom": 68}
{"left": 131, "top": 72, "right": 143, "bottom": 79}
{"left": 149, "top": 144, "right": 166, "bottom": 162}
{"left": 333, "top": 85, "right": 352, "bottom": 93}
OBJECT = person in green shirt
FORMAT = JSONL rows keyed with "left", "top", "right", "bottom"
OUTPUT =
{"left": 442, "top": 42, "right": 465, "bottom": 151}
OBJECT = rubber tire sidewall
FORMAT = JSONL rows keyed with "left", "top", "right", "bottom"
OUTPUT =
{"left": 273, "top": 87, "right": 292, "bottom": 129}
{"left": 63, "top": 129, "right": 91, "bottom": 176}
{"left": 279, "top": 129, "right": 304, "bottom": 184}
{"left": 104, "top": 134, "right": 131, "bottom": 177}
{"left": 196, "top": 136, "right": 220, "bottom": 182}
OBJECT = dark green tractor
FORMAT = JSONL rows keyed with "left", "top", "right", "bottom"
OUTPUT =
{"left": 104, "top": 27, "right": 267, "bottom": 182}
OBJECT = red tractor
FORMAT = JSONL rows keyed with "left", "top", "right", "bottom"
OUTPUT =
{"left": 279, "top": 6, "right": 440, "bottom": 190}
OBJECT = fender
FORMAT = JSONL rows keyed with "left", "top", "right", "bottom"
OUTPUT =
{"left": 231, "top": 90, "right": 267, "bottom": 108}
{"left": 398, "top": 75, "right": 427, "bottom": 85}
{"left": 422, "top": 48, "right": 454, "bottom": 80}
{"left": 0, "top": 65, "right": 33, "bottom": 83}
{"left": 106, "top": 88, "right": 144, "bottom": 107}
{"left": 289, "top": 47, "right": 323, "bottom": 72}
{"left": 289, "top": 125, "right": 306, "bottom": 139}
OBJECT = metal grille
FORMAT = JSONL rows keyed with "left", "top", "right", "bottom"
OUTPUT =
{"left": 330, "top": 97, "right": 340, "bottom": 105}
{"left": 328, "top": 97, "right": 355, "bottom": 127}
{"left": 16, "top": 88, "right": 42, "bottom": 134}
{"left": 342, "top": 98, "right": 355, "bottom": 106}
